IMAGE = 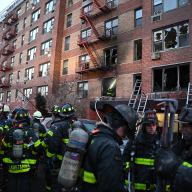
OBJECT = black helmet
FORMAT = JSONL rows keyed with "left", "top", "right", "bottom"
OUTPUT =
{"left": 142, "top": 110, "right": 158, "bottom": 125}
{"left": 13, "top": 108, "right": 30, "bottom": 124}
{"left": 59, "top": 103, "right": 75, "bottom": 118}
{"left": 178, "top": 107, "right": 192, "bottom": 123}
{"left": 103, "top": 104, "right": 138, "bottom": 137}
{"left": 51, "top": 105, "right": 61, "bottom": 116}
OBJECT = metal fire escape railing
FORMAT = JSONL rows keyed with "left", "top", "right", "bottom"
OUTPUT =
{"left": 77, "top": 0, "right": 118, "bottom": 73}
{"left": 0, "top": 0, "right": 24, "bottom": 22}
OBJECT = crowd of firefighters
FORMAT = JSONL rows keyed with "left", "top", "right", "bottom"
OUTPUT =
{"left": 0, "top": 100, "right": 191, "bottom": 192}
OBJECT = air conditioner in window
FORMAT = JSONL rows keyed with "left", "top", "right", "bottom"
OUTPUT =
{"left": 151, "top": 11, "right": 162, "bottom": 22}
{"left": 151, "top": 52, "right": 161, "bottom": 60}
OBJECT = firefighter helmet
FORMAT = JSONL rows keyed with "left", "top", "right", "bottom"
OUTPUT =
{"left": 142, "top": 109, "right": 158, "bottom": 125}
{"left": 178, "top": 107, "right": 192, "bottom": 124}
{"left": 33, "top": 111, "right": 43, "bottom": 119}
{"left": 13, "top": 108, "right": 30, "bottom": 124}
{"left": 59, "top": 103, "right": 75, "bottom": 118}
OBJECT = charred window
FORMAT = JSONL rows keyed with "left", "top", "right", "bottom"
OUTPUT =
{"left": 153, "top": 64, "right": 189, "bottom": 92}
{"left": 134, "top": 39, "right": 142, "bottom": 60}
{"left": 102, "top": 77, "right": 116, "bottom": 97}
{"left": 153, "top": 21, "right": 189, "bottom": 52}
{"left": 104, "top": 47, "right": 117, "bottom": 67}
{"left": 77, "top": 81, "right": 88, "bottom": 98}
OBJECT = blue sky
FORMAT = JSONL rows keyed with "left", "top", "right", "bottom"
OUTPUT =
{"left": 0, "top": 0, "right": 13, "bottom": 12}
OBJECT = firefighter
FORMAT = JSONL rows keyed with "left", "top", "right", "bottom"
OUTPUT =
{"left": 43, "top": 103, "right": 76, "bottom": 191}
{"left": 2, "top": 107, "right": 41, "bottom": 192}
{"left": 80, "top": 104, "right": 138, "bottom": 192}
{"left": 155, "top": 107, "right": 192, "bottom": 192}
{"left": 123, "top": 110, "right": 160, "bottom": 192}
{"left": 31, "top": 110, "right": 46, "bottom": 141}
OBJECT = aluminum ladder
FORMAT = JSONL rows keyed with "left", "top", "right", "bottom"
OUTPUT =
{"left": 186, "top": 82, "right": 192, "bottom": 107}
{"left": 137, "top": 92, "right": 148, "bottom": 118}
{"left": 128, "top": 79, "right": 141, "bottom": 109}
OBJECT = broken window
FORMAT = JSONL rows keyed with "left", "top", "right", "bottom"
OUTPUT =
{"left": 102, "top": 77, "right": 116, "bottom": 97}
{"left": 153, "top": 64, "right": 189, "bottom": 92}
{"left": 104, "top": 47, "right": 117, "bottom": 67}
{"left": 153, "top": 22, "right": 189, "bottom": 52}
{"left": 164, "top": 27, "right": 178, "bottom": 49}
{"left": 134, "top": 39, "right": 142, "bottom": 60}
{"left": 179, "top": 23, "right": 189, "bottom": 47}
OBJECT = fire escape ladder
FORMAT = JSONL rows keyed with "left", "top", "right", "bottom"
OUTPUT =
{"left": 93, "top": 0, "right": 111, "bottom": 12}
{"left": 82, "top": 42, "right": 98, "bottom": 67}
{"left": 81, "top": 12, "right": 100, "bottom": 38}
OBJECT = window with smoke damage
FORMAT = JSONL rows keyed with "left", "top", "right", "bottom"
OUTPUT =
{"left": 102, "top": 77, "right": 116, "bottom": 97}
{"left": 103, "top": 47, "right": 117, "bottom": 67}
{"left": 77, "top": 81, "right": 88, "bottom": 98}
{"left": 153, "top": 22, "right": 189, "bottom": 52}
{"left": 153, "top": 63, "right": 189, "bottom": 92}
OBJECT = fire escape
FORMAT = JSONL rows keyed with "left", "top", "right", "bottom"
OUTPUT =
{"left": 76, "top": 0, "right": 118, "bottom": 73}
{"left": 0, "top": 12, "right": 17, "bottom": 89}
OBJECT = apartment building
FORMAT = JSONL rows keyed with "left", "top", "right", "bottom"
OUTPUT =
{"left": 0, "top": 0, "right": 65, "bottom": 111}
{"left": 61, "top": 0, "right": 192, "bottom": 118}
{"left": 0, "top": 0, "right": 191, "bottom": 117}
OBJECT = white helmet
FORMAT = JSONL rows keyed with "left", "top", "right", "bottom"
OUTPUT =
{"left": 3, "top": 105, "right": 10, "bottom": 112}
{"left": 33, "top": 111, "right": 43, "bottom": 119}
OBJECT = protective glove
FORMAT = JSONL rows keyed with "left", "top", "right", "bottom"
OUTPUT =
{"left": 155, "top": 149, "right": 181, "bottom": 180}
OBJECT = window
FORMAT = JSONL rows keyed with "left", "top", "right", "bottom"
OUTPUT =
{"left": 15, "top": 89, "right": 19, "bottom": 99}
{"left": 153, "top": 22, "right": 189, "bottom": 52}
{"left": 41, "top": 39, "right": 52, "bottom": 55}
{"left": 9, "top": 73, "right": 13, "bottom": 84}
{"left": 64, "top": 36, "right": 70, "bottom": 51}
{"left": 102, "top": 77, "right": 116, "bottom": 97}
{"left": 67, "top": 0, "right": 73, "bottom": 7}
{"left": 43, "top": 18, "right": 54, "bottom": 34}
{"left": 45, "top": 0, "right": 56, "bottom": 14}
{"left": 29, "top": 27, "right": 38, "bottom": 42}
{"left": 31, "top": 9, "right": 40, "bottom": 22}
{"left": 62, "top": 60, "right": 68, "bottom": 75}
{"left": 135, "top": 8, "right": 142, "bottom": 27}
{"left": 134, "top": 39, "right": 142, "bottom": 60}
{"left": 153, "top": 0, "right": 188, "bottom": 14}
{"left": 26, "top": 1, "right": 29, "bottom": 11}
{"left": 0, "top": 92, "right": 4, "bottom": 101}
{"left": 39, "top": 62, "right": 50, "bottom": 77}
{"left": 19, "top": 53, "right": 23, "bottom": 64}
{"left": 23, "top": 18, "right": 27, "bottom": 28}
{"left": 13, "top": 40, "right": 17, "bottom": 49}
{"left": 66, "top": 13, "right": 72, "bottom": 28}
{"left": 81, "top": 28, "right": 91, "bottom": 40}
{"left": 77, "top": 81, "right": 88, "bottom": 98}
{"left": 17, "top": 71, "right": 20, "bottom": 80}
{"left": 24, "top": 88, "right": 32, "bottom": 98}
{"left": 17, "top": 8, "right": 21, "bottom": 17}
{"left": 83, "top": 3, "right": 93, "bottom": 14}
{"left": 25, "top": 67, "right": 34, "bottom": 80}
{"left": 105, "top": 17, "right": 118, "bottom": 37}
{"left": 32, "top": 0, "right": 40, "bottom": 5}
{"left": 103, "top": 47, "right": 117, "bottom": 67}
{"left": 27, "top": 47, "right": 36, "bottom": 61}
{"left": 37, "top": 85, "right": 48, "bottom": 95}
{"left": 80, "top": 55, "right": 90, "bottom": 64}
{"left": 7, "top": 91, "right": 11, "bottom": 102}
{"left": 107, "top": 0, "right": 118, "bottom": 8}
{"left": 11, "top": 56, "right": 15, "bottom": 66}
{"left": 21, "top": 35, "right": 25, "bottom": 46}
{"left": 153, "top": 64, "right": 189, "bottom": 92}
{"left": 15, "top": 24, "right": 18, "bottom": 33}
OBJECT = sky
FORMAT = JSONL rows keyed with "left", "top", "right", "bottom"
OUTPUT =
{"left": 0, "top": 0, "right": 14, "bottom": 12}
